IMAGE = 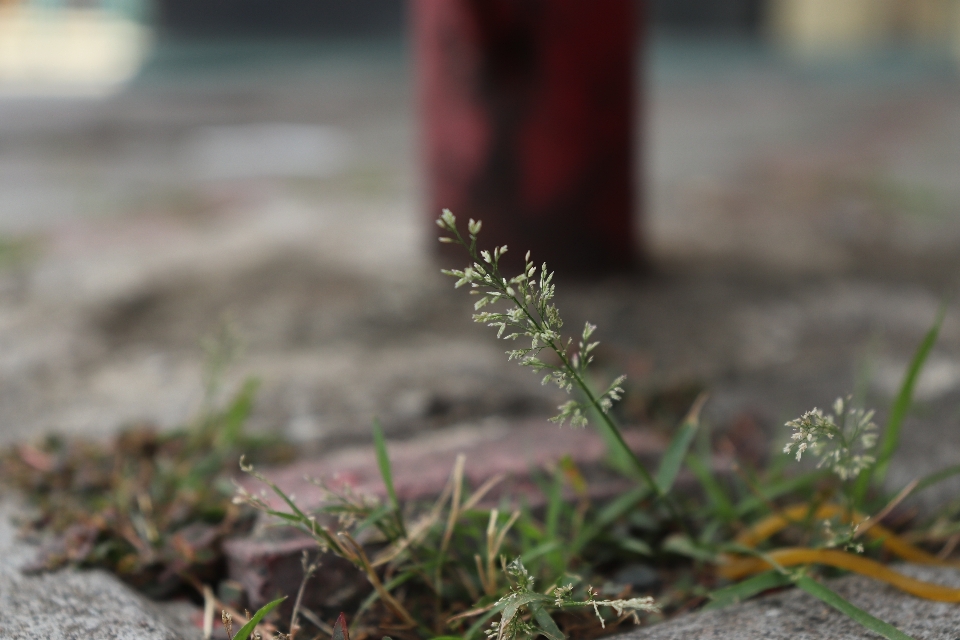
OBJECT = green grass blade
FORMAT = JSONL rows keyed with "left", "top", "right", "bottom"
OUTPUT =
{"left": 520, "top": 540, "right": 563, "bottom": 564}
{"left": 354, "top": 570, "right": 418, "bottom": 620}
{"left": 262, "top": 476, "right": 311, "bottom": 522}
{"left": 354, "top": 504, "right": 396, "bottom": 537}
{"left": 219, "top": 377, "right": 259, "bottom": 449}
{"left": 531, "top": 603, "right": 565, "bottom": 640}
{"left": 911, "top": 462, "right": 960, "bottom": 497}
{"left": 572, "top": 485, "right": 649, "bottom": 553}
{"left": 464, "top": 604, "right": 505, "bottom": 640}
{"left": 232, "top": 596, "right": 286, "bottom": 640}
{"left": 734, "top": 471, "right": 820, "bottom": 517}
{"left": 858, "top": 306, "right": 944, "bottom": 501}
{"left": 372, "top": 419, "right": 400, "bottom": 513}
{"left": 583, "top": 387, "right": 637, "bottom": 477}
{"left": 544, "top": 469, "right": 563, "bottom": 542}
{"left": 686, "top": 453, "right": 736, "bottom": 522}
{"left": 703, "top": 571, "right": 792, "bottom": 611}
{"left": 655, "top": 394, "right": 707, "bottom": 495}
{"left": 618, "top": 537, "right": 653, "bottom": 556}
{"left": 499, "top": 594, "right": 551, "bottom": 632}
{"left": 661, "top": 534, "right": 718, "bottom": 563}
{"left": 794, "top": 576, "right": 915, "bottom": 640}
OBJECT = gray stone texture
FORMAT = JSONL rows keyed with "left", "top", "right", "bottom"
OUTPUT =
{"left": 618, "top": 565, "right": 960, "bottom": 640}
{"left": 0, "top": 500, "right": 200, "bottom": 640}
{"left": 243, "top": 420, "right": 671, "bottom": 512}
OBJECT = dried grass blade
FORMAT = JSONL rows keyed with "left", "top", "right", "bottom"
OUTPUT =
{"left": 736, "top": 502, "right": 960, "bottom": 568}
{"left": 372, "top": 479, "right": 454, "bottom": 567}
{"left": 856, "top": 479, "right": 918, "bottom": 539}
{"left": 202, "top": 585, "right": 215, "bottom": 639}
{"left": 340, "top": 532, "right": 418, "bottom": 627}
{"left": 461, "top": 473, "right": 506, "bottom": 511}
{"left": 440, "top": 454, "right": 466, "bottom": 558}
{"left": 720, "top": 548, "right": 960, "bottom": 602}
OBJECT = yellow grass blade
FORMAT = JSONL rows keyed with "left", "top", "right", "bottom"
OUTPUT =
{"left": 718, "top": 547, "right": 960, "bottom": 602}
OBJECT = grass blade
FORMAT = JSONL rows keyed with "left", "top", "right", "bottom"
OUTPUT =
{"left": 655, "top": 394, "right": 707, "bottom": 495}
{"left": 703, "top": 570, "right": 792, "bottom": 611}
{"left": 619, "top": 537, "right": 654, "bottom": 556}
{"left": 531, "top": 603, "right": 565, "bottom": 640}
{"left": 910, "top": 463, "right": 960, "bottom": 498}
{"left": 520, "top": 540, "right": 563, "bottom": 564}
{"left": 858, "top": 306, "right": 944, "bottom": 501}
{"left": 794, "top": 576, "right": 915, "bottom": 640}
{"left": 219, "top": 377, "right": 259, "bottom": 449}
{"left": 530, "top": 605, "right": 567, "bottom": 640}
{"left": 661, "top": 534, "right": 718, "bottom": 563}
{"left": 232, "top": 596, "right": 286, "bottom": 640}
{"left": 353, "top": 570, "right": 418, "bottom": 621}
{"left": 686, "top": 453, "right": 736, "bottom": 522}
{"left": 734, "top": 471, "right": 820, "bottom": 517}
{"left": 332, "top": 612, "right": 350, "bottom": 640}
{"left": 572, "top": 486, "right": 649, "bottom": 554}
{"left": 372, "top": 418, "right": 400, "bottom": 513}
{"left": 464, "top": 604, "right": 505, "bottom": 640}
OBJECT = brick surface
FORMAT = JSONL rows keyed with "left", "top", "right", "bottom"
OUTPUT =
{"left": 242, "top": 420, "right": 670, "bottom": 513}
{"left": 224, "top": 530, "right": 367, "bottom": 613}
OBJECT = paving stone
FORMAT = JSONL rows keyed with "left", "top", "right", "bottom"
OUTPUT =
{"left": 0, "top": 498, "right": 201, "bottom": 640}
{"left": 223, "top": 528, "right": 368, "bottom": 615}
{"left": 241, "top": 419, "right": 673, "bottom": 513}
{"left": 616, "top": 564, "right": 960, "bottom": 640}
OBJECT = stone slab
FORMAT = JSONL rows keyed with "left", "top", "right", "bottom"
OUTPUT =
{"left": 0, "top": 498, "right": 201, "bottom": 640}
{"left": 223, "top": 529, "right": 367, "bottom": 614}
{"left": 243, "top": 419, "right": 674, "bottom": 513}
{"left": 616, "top": 564, "right": 960, "bottom": 640}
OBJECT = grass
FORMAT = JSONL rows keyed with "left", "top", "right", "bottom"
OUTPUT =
{"left": 227, "top": 212, "right": 960, "bottom": 639}
{"left": 0, "top": 323, "right": 295, "bottom": 599}
{"left": 4, "top": 211, "right": 960, "bottom": 640}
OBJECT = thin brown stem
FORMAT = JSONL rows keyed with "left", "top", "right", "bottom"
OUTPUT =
{"left": 855, "top": 479, "right": 918, "bottom": 539}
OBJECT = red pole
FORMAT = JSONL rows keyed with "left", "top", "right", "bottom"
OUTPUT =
{"left": 414, "top": 0, "right": 641, "bottom": 275}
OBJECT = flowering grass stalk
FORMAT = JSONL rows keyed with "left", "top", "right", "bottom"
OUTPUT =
{"left": 783, "top": 396, "right": 878, "bottom": 482}
{"left": 485, "top": 558, "right": 659, "bottom": 640}
{"left": 435, "top": 210, "right": 660, "bottom": 497}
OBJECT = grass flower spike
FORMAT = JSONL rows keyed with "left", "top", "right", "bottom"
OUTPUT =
{"left": 784, "top": 396, "right": 878, "bottom": 481}
{"left": 437, "top": 209, "right": 628, "bottom": 430}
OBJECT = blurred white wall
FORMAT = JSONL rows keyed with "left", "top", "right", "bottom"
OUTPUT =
{"left": 0, "top": 1, "right": 152, "bottom": 97}
{"left": 769, "top": 0, "right": 960, "bottom": 61}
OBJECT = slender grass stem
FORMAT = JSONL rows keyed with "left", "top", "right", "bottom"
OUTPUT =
{"left": 439, "top": 215, "right": 695, "bottom": 534}
{"left": 445, "top": 222, "right": 660, "bottom": 494}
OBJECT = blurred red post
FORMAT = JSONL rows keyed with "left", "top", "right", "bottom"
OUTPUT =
{"left": 414, "top": 0, "right": 641, "bottom": 275}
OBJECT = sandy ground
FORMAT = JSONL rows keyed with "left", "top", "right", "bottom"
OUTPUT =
{"left": 0, "top": 37, "right": 959, "bottom": 501}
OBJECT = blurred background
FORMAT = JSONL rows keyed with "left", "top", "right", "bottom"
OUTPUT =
{"left": 1, "top": 0, "right": 960, "bottom": 496}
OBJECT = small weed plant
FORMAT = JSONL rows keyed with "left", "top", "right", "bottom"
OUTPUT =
{"left": 6, "top": 211, "right": 960, "bottom": 640}
{"left": 231, "top": 211, "right": 960, "bottom": 640}
{"left": 0, "top": 322, "right": 294, "bottom": 597}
